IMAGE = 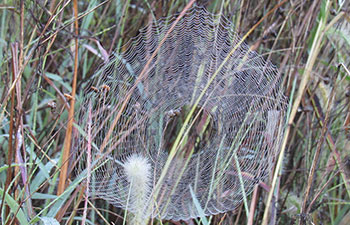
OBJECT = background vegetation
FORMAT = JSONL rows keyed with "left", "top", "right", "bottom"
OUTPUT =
{"left": 0, "top": 0, "right": 349, "bottom": 224}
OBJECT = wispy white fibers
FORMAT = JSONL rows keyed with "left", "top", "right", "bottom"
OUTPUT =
{"left": 123, "top": 154, "right": 152, "bottom": 225}
{"left": 76, "top": 4, "right": 288, "bottom": 222}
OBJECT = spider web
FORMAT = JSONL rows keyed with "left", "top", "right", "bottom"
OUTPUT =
{"left": 75, "top": 5, "right": 288, "bottom": 221}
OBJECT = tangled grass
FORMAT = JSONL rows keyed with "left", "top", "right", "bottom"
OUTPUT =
{"left": 0, "top": 0, "right": 349, "bottom": 224}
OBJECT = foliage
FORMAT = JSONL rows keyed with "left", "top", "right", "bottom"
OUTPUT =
{"left": 0, "top": 0, "right": 349, "bottom": 224}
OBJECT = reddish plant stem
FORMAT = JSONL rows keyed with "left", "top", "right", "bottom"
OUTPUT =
{"left": 1, "top": 44, "right": 18, "bottom": 225}
{"left": 57, "top": 0, "right": 79, "bottom": 196}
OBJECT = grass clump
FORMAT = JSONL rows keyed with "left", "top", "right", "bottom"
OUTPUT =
{"left": 0, "top": 0, "right": 349, "bottom": 224}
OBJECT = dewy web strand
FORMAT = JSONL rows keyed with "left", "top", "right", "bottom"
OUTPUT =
{"left": 75, "top": 5, "right": 288, "bottom": 222}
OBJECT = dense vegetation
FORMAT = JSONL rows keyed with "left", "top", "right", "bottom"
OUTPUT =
{"left": 0, "top": 0, "right": 349, "bottom": 224}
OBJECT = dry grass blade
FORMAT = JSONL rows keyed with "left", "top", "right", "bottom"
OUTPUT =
{"left": 1, "top": 43, "right": 18, "bottom": 225}
{"left": 262, "top": 1, "right": 330, "bottom": 224}
{"left": 56, "top": 0, "right": 80, "bottom": 198}
{"left": 300, "top": 58, "right": 337, "bottom": 223}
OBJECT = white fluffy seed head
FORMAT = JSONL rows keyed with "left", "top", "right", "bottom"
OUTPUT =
{"left": 123, "top": 154, "right": 151, "bottom": 186}
{"left": 123, "top": 154, "right": 152, "bottom": 224}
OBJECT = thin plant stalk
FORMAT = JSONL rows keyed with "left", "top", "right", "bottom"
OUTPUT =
{"left": 57, "top": 0, "right": 80, "bottom": 196}
{"left": 262, "top": 1, "right": 330, "bottom": 224}
{"left": 82, "top": 102, "right": 93, "bottom": 224}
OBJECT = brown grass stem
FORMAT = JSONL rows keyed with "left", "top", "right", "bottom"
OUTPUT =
{"left": 262, "top": 0, "right": 329, "bottom": 224}
{"left": 300, "top": 52, "right": 337, "bottom": 223}
{"left": 57, "top": 0, "right": 79, "bottom": 198}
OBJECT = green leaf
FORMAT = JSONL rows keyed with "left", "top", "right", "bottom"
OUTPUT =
{"left": 190, "top": 186, "right": 209, "bottom": 225}
{"left": 40, "top": 217, "right": 60, "bottom": 225}
{"left": 0, "top": 188, "right": 29, "bottom": 225}
{"left": 32, "top": 193, "right": 58, "bottom": 200}
{"left": 30, "top": 169, "right": 87, "bottom": 224}
{"left": 26, "top": 148, "right": 56, "bottom": 192}
{"left": 45, "top": 72, "right": 72, "bottom": 92}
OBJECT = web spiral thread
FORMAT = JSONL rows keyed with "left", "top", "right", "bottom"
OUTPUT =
{"left": 75, "top": 5, "right": 288, "bottom": 222}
